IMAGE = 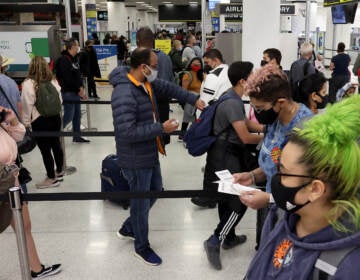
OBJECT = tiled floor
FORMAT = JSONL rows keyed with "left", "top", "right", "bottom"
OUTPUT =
{"left": 0, "top": 86, "right": 257, "bottom": 280}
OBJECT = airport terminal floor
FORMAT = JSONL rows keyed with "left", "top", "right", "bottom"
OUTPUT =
{"left": 0, "top": 85, "right": 257, "bottom": 280}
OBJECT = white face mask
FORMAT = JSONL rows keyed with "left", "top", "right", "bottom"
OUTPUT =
{"left": 144, "top": 65, "right": 158, "bottom": 82}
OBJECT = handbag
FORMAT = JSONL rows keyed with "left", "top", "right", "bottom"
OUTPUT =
{"left": 15, "top": 155, "right": 32, "bottom": 185}
{"left": 0, "top": 84, "right": 36, "bottom": 154}
{"left": 18, "top": 166, "right": 32, "bottom": 185}
{"left": 0, "top": 125, "right": 33, "bottom": 185}
{"left": 0, "top": 162, "right": 18, "bottom": 233}
{"left": 16, "top": 127, "right": 36, "bottom": 154}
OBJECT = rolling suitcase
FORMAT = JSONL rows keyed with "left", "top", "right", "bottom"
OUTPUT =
{"left": 100, "top": 154, "right": 130, "bottom": 209}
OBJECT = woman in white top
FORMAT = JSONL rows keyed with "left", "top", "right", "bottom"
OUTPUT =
{"left": 0, "top": 106, "right": 61, "bottom": 278}
{"left": 21, "top": 56, "right": 64, "bottom": 189}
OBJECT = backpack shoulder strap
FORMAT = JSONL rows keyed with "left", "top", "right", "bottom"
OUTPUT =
{"left": 303, "top": 61, "right": 311, "bottom": 77}
{"left": 183, "top": 71, "right": 193, "bottom": 84}
{"left": 0, "top": 84, "right": 20, "bottom": 121}
{"left": 313, "top": 246, "right": 358, "bottom": 280}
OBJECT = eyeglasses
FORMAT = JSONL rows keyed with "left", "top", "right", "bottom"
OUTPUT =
{"left": 276, "top": 164, "right": 317, "bottom": 180}
{"left": 275, "top": 172, "right": 317, "bottom": 180}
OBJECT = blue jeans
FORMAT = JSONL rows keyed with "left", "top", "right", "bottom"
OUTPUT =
{"left": 62, "top": 92, "right": 81, "bottom": 140}
{"left": 121, "top": 164, "right": 163, "bottom": 252}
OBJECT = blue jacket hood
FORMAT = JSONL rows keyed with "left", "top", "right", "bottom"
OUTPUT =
{"left": 109, "top": 66, "right": 130, "bottom": 87}
{"left": 245, "top": 206, "right": 360, "bottom": 280}
{"left": 283, "top": 209, "right": 360, "bottom": 251}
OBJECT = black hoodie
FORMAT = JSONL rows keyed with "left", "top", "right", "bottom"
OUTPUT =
{"left": 55, "top": 50, "right": 83, "bottom": 93}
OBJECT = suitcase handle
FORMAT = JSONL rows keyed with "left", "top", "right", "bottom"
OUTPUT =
{"left": 100, "top": 173, "right": 114, "bottom": 186}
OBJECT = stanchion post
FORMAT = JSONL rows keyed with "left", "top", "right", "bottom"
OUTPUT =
{"left": 8, "top": 186, "right": 31, "bottom": 280}
{"left": 83, "top": 76, "right": 97, "bottom": 132}
{"left": 60, "top": 107, "right": 77, "bottom": 175}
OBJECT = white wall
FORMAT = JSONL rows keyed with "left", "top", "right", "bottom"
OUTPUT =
{"left": 316, "top": 5, "right": 327, "bottom": 31}
{"left": 242, "top": 0, "right": 280, "bottom": 64}
{"left": 108, "top": 2, "right": 156, "bottom": 36}
{"left": 291, "top": 2, "right": 318, "bottom": 36}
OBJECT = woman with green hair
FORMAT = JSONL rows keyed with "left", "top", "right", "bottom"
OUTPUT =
{"left": 244, "top": 95, "right": 360, "bottom": 279}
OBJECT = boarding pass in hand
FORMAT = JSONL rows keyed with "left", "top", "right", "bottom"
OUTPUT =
{"left": 215, "top": 170, "right": 258, "bottom": 196}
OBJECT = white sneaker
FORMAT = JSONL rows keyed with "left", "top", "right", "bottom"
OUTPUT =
{"left": 35, "top": 178, "right": 60, "bottom": 189}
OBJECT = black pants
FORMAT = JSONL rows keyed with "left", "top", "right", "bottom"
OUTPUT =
{"left": 329, "top": 75, "right": 349, "bottom": 103}
{"left": 31, "top": 115, "right": 64, "bottom": 179}
{"left": 88, "top": 75, "right": 97, "bottom": 97}
{"left": 157, "top": 100, "right": 170, "bottom": 145}
{"left": 204, "top": 139, "right": 249, "bottom": 241}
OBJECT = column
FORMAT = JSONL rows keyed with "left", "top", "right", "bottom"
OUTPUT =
{"left": 242, "top": 0, "right": 280, "bottom": 65}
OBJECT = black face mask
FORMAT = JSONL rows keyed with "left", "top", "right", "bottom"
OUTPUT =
{"left": 254, "top": 107, "right": 279, "bottom": 125}
{"left": 315, "top": 94, "right": 329, "bottom": 109}
{"left": 271, "top": 174, "right": 311, "bottom": 214}
{"left": 0, "top": 110, "right": 7, "bottom": 123}
{"left": 260, "top": 60, "right": 268, "bottom": 67}
{"left": 203, "top": 64, "right": 213, "bottom": 74}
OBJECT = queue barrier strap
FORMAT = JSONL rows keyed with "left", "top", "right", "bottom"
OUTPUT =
{"left": 30, "top": 130, "right": 183, "bottom": 137}
{"left": 0, "top": 190, "right": 222, "bottom": 203}
{"left": 62, "top": 100, "right": 250, "bottom": 105}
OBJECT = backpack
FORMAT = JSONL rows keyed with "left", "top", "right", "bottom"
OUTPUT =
{"left": 183, "top": 95, "right": 236, "bottom": 157}
{"left": 174, "top": 70, "right": 192, "bottom": 88}
{"left": 35, "top": 81, "right": 62, "bottom": 117}
{"left": 290, "top": 61, "right": 315, "bottom": 102}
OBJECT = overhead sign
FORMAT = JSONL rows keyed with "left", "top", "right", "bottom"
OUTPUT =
{"left": 324, "top": 0, "right": 358, "bottom": 7}
{"left": 220, "top": 4, "right": 243, "bottom": 22}
{"left": 280, "top": 5, "right": 295, "bottom": 15}
{"left": 220, "top": 4, "right": 242, "bottom": 14}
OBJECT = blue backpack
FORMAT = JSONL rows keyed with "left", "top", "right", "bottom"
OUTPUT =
{"left": 183, "top": 95, "right": 237, "bottom": 157}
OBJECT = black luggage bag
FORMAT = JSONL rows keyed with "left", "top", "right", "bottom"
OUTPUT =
{"left": 100, "top": 154, "right": 130, "bottom": 209}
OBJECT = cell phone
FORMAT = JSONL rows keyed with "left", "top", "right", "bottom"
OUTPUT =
{"left": 0, "top": 110, "right": 7, "bottom": 123}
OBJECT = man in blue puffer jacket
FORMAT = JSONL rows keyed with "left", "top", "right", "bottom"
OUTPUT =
{"left": 110, "top": 48, "right": 205, "bottom": 266}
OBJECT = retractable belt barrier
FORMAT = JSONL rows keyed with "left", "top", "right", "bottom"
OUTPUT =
{"left": 0, "top": 190, "right": 221, "bottom": 203}
{"left": 31, "top": 130, "right": 183, "bottom": 137}
{"left": 62, "top": 99, "right": 251, "bottom": 105}
{"left": 62, "top": 99, "right": 185, "bottom": 104}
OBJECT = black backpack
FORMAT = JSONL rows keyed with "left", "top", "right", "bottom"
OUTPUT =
{"left": 290, "top": 61, "right": 315, "bottom": 102}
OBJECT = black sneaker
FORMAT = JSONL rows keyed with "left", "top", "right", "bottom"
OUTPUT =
{"left": 31, "top": 264, "right": 61, "bottom": 279}
{"left": 134, "top": 247, "right": 162, "bottom": 266}
{"left": 73, "top": 137, "right": 90, "bottom": 143}
{"left": 116, "top": 227, "right": 135, "bottom": 240}
{"left": 222, "top": 234, "right": 247, "bottom": 250}
{"left": 191, "top": 197, "right": 217, "bottom": 208}
{"left": 204, "top": 237, "right": 222, "bottom": 270}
